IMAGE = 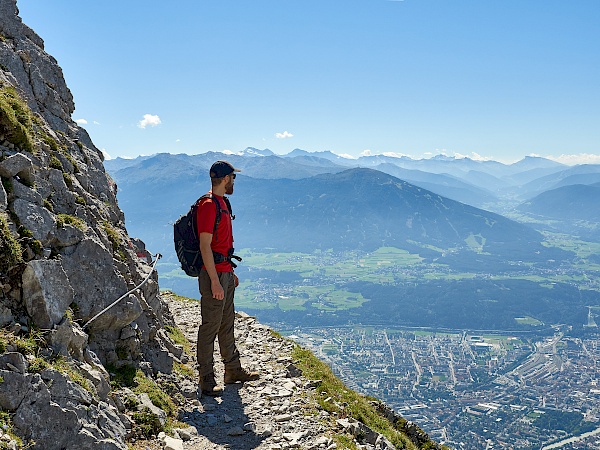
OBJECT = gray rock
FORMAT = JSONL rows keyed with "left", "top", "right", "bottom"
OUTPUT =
{"left": 0, "top": 180, "right": 6, "bottom": 210}
{"left": 0, "top": 153, "right": 34, "bottom": 185}
{"left": 0, "top": 370, "right": 34, "bottom": 410}
{"left": 274, "top": 414, "right": 292, "bottom": 422}
{"left": 119, "top": 325, "right": 137, "bottom": 340}
{"left": 180, "top": 379, "right": 198, "bottom": 399}
{"left": 163, "top": 436, "right": 184, "bottom": 450}
{"left": 50, "top": 224, "right": 84, "bottom": 248}
{"left": 47, "top": 167, "right": 76, "bottom": 210}
{"left": 12, "top": 198, "right": 56, "bottom": 243}
{"left": 22, "top": 259, "right": 74, "bottom": 329}
{"left": 137, "top": 392, "right": 167, "bottom": 426}
{"left": 78, "top": 363, "right": 111, "bottom": 399}
{"left": 227, "top": 426, "right": 245, "bottom": 436}
{"left": 13, "top": 373, "right": 127, "bottom": 450}
{"left": 60, "top": 237, "right": 141, "bottom": 331}
{"left": 286, "top": 363, "right": 303, "bottom": 378}
{"left": 11, "top": 179, "right": 42, "bottom": 205}
{"left": 0, "top": 305, "right": 13, "bottom": 327}
{"left": 174, "top": 427, "right": 196, "bottom": 441}
{"left": 40, "top": 368, "right": 93, "bottom": 406}
{"left": 0, "top": 352, "right": 28, "bottom": 374}
{"left": 48, "top": 318, "right": 88, "bottom": 359}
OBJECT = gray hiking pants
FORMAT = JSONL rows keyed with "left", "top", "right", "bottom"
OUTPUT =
{"left": 196, "top": 269, "right": 241, "bottom": 377}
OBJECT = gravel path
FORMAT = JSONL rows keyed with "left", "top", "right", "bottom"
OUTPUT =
{"left": 161, "top": 295, "right": 336, "bottom": 450}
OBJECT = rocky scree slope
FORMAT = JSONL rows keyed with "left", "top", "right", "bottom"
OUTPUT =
{"left": 0, "top": 2, "right": 444, "bottom": 449}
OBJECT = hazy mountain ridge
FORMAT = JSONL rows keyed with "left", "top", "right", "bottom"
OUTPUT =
{"left": 108, "top": 160, "right": 568, "bottom": 271}
{"left": 519, "top": 183, "right": 600, "bottom": 222}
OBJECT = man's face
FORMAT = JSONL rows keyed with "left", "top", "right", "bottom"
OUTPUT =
{"left": 225, "top": 173, "right": 235, "bottom": 195}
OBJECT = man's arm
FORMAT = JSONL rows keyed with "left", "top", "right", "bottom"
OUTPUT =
{"left": 199, "top": 232, "right": 224, "bottom": 300}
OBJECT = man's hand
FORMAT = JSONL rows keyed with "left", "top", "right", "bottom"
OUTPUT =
{"left": 211, "top": 278, "right": 224, "bottom": 300}
{"left": 234, "top": 273, "right": 239, "bottom": 288}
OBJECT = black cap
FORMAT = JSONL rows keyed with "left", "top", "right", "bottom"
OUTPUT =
{"left": 209, "top": 160, "right": 241, "bottom": 178}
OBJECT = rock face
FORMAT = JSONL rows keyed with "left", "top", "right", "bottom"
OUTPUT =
{"left": 22, "top": 259, "right": 73, "bottom": 328}
{"left": 0, "top": 0, "right": 181, "bottom": 447}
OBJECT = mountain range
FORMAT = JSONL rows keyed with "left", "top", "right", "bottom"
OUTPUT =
{"left": 106, "top": 149, "right": 600, "bottom": 249}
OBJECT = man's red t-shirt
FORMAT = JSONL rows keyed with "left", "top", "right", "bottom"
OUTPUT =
{"left": 196, "top": 194, "right": 233, "bottom": 273}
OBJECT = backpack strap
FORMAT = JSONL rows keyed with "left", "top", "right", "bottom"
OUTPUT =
{"left": 192, "top": 193, "right": 222, "bottom": 242}
{"left": 223, "top": 196, "right": 235, "bottom": 221}
{"left": 193, "top": 194, "right": 241, "bottom": 267}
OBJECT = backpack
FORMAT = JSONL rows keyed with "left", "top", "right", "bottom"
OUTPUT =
{"left": 173, "top": 194, "right": 235, "bottom": 277}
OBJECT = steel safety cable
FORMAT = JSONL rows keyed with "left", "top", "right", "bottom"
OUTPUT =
{"left": 82, "top": 253, "right": 162, "bottom": 330}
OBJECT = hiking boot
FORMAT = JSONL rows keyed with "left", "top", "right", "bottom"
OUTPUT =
{"left": 224, "top": 367, "right": 259, "bottom": 384}
{"left": 200, "top": 373, "right": 223, "bottom": 396}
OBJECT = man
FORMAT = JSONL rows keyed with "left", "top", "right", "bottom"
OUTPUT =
{"left": 196, "top": 160, "right": 259, "bottom": 396}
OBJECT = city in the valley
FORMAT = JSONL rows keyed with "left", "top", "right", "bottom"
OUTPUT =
{"left": 289, "top": 325, "right": 600, "bottom": 450}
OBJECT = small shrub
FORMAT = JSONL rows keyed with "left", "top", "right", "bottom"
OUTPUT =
{"left": 17, "top": 225, "right": 33, "bottom": 238}
{"left": 106, "top": 363, "right": 137, "bottom": 389}
{"left": 101, "top": 221, "right": 121, "bottom": 252}
{"left": 0, "top": 212, "right": 22, "bottom": 271}
{"left": 43, "top": 135, "right": 60, "bottom": 152}
{"left": 62, "top": 172, "right": 73, "bottom": 189}
{"left": 132, "top": 408, "right": 162, "bottom": 437}
{"left": 75, "top": 196, "right": 86, "bottom": 206}
{"left": 30, "top": 239, "right": 43, "bottom": 255}
{"left": 164, "top": 325, "right": 191, "bottom": 355}
{"left": 0, "top": 327, "right": 44, "bottom": 357}
{"left": 0, "top": 86, "right": 35, "bottom": 152}
{"left": 64, "top": 152, "right": 80, "bottom": 173}
{"left": 49, "top": 155, "right": 63, "bottom": 170}
{"left": 43, "top": 198, "right": 54, "bottom": 212}
{"left": 173, "top": 362, "right": 194, "bottom": 378}
{"left": 75, "top": 140, "right": 84, "bottom": 150}
{"left": 132, "top": 370, "right": 176, "bottom": 416}
{"left": 56, "top": 213, "right": 85, "bottom": 230}
{"left": 28, "top": 357, "right": 50, "bottom": 373}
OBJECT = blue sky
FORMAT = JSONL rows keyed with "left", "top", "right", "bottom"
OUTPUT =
{"left": 18, "top": 0, "right": 600, "bottom": 164}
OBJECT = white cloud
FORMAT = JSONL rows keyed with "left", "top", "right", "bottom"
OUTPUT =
{"left": 175, "top": 139, "right": 181, "bottom": 143}
{"left": 93, "top": 121, "right": 101, "bottom": 125}
{"left": 101, "top": 149, "right": 112, "bottom": 160}
{"left": 546, "top": 153, "right": 600, "bottom": 166}
{"left": 75, "top": 118, "right": 88, "bottom": 125}
{"left": 338, "top": 153, "right": 357, "bottom": 159}
{"left": 138, "top": 114, "right": 161, "bottom": 129}
{"left": 360, "top": 149, "right": 372, "bottom": 157}
{"left": 275, "top": 131, "right": 294, "bottom": 139}
{"left": 222, "top": 149, "right": 235, "bottom": 155}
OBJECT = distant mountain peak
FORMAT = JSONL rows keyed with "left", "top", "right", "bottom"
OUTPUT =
{"left": 239, "top": 147, "right": 275, "bottom": 157}
{"left": 512, "top": 156, "right": 565, "bottom": 169}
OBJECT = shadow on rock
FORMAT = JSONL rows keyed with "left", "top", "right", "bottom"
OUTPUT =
{"left": 182, "top": 383, "right": 266, "bottom": 449}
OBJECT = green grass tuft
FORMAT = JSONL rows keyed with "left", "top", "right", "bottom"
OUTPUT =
{"left": 56, "top": 213, "right": 85, "bottom": 230}
{"left": 0, "top": 86, "right": 35, "bottom": 152}
{"left": 0, "top": 211, "right": 23, "bottom": 272}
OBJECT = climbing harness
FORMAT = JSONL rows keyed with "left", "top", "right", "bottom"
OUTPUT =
{"left": 82, "top": 253, "right": 162, "bottom": 330}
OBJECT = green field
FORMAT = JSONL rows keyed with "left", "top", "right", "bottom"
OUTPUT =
{"left": 158, "top": 239, "right": 600, "bottom": 318}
